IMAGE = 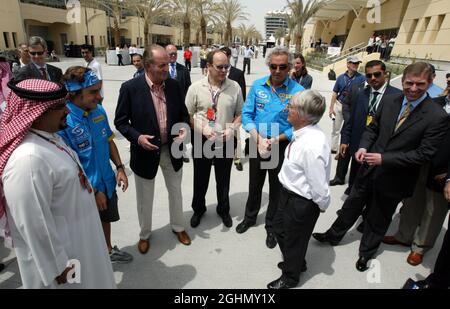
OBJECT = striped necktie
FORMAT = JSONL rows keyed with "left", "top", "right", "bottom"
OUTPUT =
{"left": 170, "top": 63, "right": 177, "bottom": 79}
{"left": 40, "top": 68, "right": 49, "bottom": 81}
{"left": 395, "top": 101, "right": 412, "bottom": 132}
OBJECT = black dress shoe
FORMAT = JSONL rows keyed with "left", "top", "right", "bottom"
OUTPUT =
{"left": 267, "top": 276, "right": 298, "bottom": 289}
{"left": 312, "top": 232, "right": 340, "bottom": 246}
{"left": 0, "top": 263, "right": 4, "bottom": 272}
{"left": 190, "top": 212, "right": 204, "bottom": 228}
{"left": 266, "top": 232, "right": 277, "bottom": 249}
{"left": 220, "top": 213, "right": 233, "bottom": 228}
{"left": 356, "top": 256, "right": 371, "bottom": 272}
{"left": 236, "top": 221, "right": 254, "bottom": 234}
{"left": 277, "top": 261, "right": 307, "bottom": 272}
{"left": 330, "top": 178, "right": 345, "bottom": 186}
{"left": 344, "top": 187, "right": 351, "bottom": 195}
{"left": 235, "top": 162, "right": 243, "bottom": 171}
{"left": 183, "top": 157, "right": 190, "bottom": 163}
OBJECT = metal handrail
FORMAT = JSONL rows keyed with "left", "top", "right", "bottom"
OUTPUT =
{"left": 326, "top": 42, "right": 366, "bottom": 60}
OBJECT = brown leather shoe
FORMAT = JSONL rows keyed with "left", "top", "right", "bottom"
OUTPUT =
{"left": 138, "top": 239, "right": 150, "bottom": 254}
{"left": 173, "top": 231, "right": 191, "bottom": 246}
{"left": 382, "top": 236, "right": 410, "bottom": 247}
{"left": 407, "top": 251, "right": 423, "bottom": 266}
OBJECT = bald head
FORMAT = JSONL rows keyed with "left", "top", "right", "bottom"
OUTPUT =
{"left": 166, "top": 44, "right": 178, "bottom": 64}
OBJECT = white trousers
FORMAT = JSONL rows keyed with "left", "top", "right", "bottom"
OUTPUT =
{"left": 134, "top": 146, "right": 185, "bottom": 240}
{"left": 331, "top": 101, "right": 344, "bottom": 152}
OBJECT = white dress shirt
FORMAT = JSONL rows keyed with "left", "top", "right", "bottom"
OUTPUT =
{"left": 278, "top": 125, "right": 332, "bottom": 211}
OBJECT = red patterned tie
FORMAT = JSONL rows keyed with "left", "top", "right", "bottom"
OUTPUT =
{"left": 40, "top": 68, "right": 49, "bottom": 81}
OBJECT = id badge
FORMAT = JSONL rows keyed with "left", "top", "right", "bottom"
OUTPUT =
{"left": 366, "top": 115, "right": 374, "bottom": 127}
{"left": 206, "top": 107, "right": 216, "bottom": 122}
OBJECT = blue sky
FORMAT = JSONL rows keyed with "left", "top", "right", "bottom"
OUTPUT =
{"left": 238, "top": 0, "right": 288, "bottom": 35}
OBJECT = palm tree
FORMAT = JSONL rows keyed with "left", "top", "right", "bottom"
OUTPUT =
{"left": 170, "top": 0, "right": 197, "bottom": 46}
{"left": 238, "top": 24, "right": 260, "bottom": 46}
{"left": 216, "top": 0, "right": 248, "bottom": 46}
{"left": 286, "top": 0, "right": 331, "bottom": 52}
{"left": 274, "top": 28, "right": 287, "bottom": 46}
{"left": 134, "top": 0, "right": 171, "bottom": 46}
{"left": 194, "top": 0, "right": 220, "bottom": 46}
{"left": 285, "top": 15, "right": 297, "bottom": 49}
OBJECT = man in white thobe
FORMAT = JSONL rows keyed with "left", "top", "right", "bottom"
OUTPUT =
{"left": 0, "top": 79, "right": 116, "bottom": 289}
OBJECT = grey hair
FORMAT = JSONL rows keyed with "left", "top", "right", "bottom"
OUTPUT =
{"left": 265, "top": 47, "right": 294, "bottom": 69}
{"left": 290, "top": 89, "right": 326, "bottom": 125}
{"left": 143, "top": 44, "right": 166, "bottom": 66}
{"left": 29, "top": 36, "right": 47, "bottom": 50}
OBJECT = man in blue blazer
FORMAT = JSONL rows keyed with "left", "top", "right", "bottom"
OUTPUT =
{"left": 115, "top": 45, "right": 192, "bottom": 254}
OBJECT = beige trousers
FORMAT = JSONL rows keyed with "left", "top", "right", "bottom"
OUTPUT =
{"left": 135, "top": 146, "right": 185, "bottom": 240}
{"left": 331, "top": 101, "right": 344, "bottom": 152}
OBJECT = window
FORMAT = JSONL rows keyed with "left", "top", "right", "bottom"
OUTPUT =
{"left": 3, "top": 32, "right": 10, "bottom": 48}
{"left": 91, "top": 35, "right": 95, "bottom": 46}
{"left": 406, "top": 19, "right": 418, "bottom": 44}
{"left": 85, "top": 35, "right": 89, "bottom": 44}
{"left": 429, "top": 14, "right": 446, "bottom": 43}
{"left": 12, "top": 32, "right": 18, "bottom": 48}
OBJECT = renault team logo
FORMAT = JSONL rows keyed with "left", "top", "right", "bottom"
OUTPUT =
{"left": 257, "top": 90, "right": 268, "bottom": 99}
{"left": 66, "top": 0, "right": 81, "bottom": 24}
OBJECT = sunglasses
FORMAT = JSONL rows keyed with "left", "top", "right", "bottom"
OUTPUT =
{"left": 214, "top": 64, "right": 230, "bottom": 71}
{"left": 168, "top": 52, "right": 177, "bottom": 57}
{"left": 366, "top": 72, "right": 383, "bottom": 79}
{"left": 29, "top": 51, "right": 45, "bottom": 56}
{"left": 269, "top": 64, "right": 289, "bottom": 71}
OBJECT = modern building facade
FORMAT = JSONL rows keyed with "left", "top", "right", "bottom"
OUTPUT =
{"left": 0, "top": 0, "right": 216, "bottom": 54}
{"left": 306, "top": 0, "right": 450, "bottom": 66}
{"left": 265, "top": 10, "right": 289, "bottom": 40}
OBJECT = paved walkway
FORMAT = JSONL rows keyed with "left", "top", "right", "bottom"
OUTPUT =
{"left": 0, "top": 55, "right": 447, "bottom": 289}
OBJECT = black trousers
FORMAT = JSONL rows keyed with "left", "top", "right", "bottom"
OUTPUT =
{"left": 330, "top": 167, "right": 403, "bottom": 258}
{"left": 428, "top": 218, "right": 450, "bottom": 288}
{"left": 243, "top": 141, "right": 288, "bottom": 232}
{"left": 274, "top": 187, "right": 320, "bottom": 283}
{"left": 243, "top": 58, "right": 251, "bottom": 74}
{"left": 185, "top": 60, "right": 191, "bottom": 72}
{"left": 117, "top": 54, "right": 124, "bottom": 66}
{"left": 191, "top": 137, "right": 236, "bottom": 216}
{"left": 334, "top": 153, "right": 352, "bottom": 182}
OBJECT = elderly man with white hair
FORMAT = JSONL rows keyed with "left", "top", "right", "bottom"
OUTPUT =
{"left": 268, "top": 90, "right": 331, "bottom": 289}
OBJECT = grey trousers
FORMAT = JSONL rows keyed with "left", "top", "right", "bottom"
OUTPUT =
{"left": 395, "top": 165, "right": 449, "bottom": 254}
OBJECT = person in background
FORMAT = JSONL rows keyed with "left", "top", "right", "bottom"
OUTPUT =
{"left": 14, "top": 36, "right": 63, "bottom": 83}
{"left": 200, "top": 45, "right": 208, "bottom": 76}
{"left": 132, "top": 53, "right": 145, "bottom": 79}
{"left": 290, "top": 53, "right": 313, "bottom": 90}
{"left": 116, "top": 45, "right": 124, "bottom": 66}
{"left": 184, "top": 46, "right": 192, "bottom": 72}
{"left": 0, "top": 52, "right": 12, "bottom": 115}
{"left": 427, "top": 64, "right": 444, "bottom": 98}
{"left": 81, "top": 44, "right": 103, "bottom": 100}
{"left": 231, "top": 44, "right": 239, "bottom": 68}
{"left": 329, "top": 56, "right": 365, "bottom": 155}
{"left": 243, "top": 45, "right": 255, "bottom": 75}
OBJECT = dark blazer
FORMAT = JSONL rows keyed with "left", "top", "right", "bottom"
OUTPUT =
{"left": 229, "top": 66, "right": 247, "bottom": 100}
{"left": 14, "top": 63, "right": 63, "bottom": 83}
{"left": 341, "top": 84, "right": 402, "bottom": 154}
{"left": 292, "top": 73, "right": 313, "bottom": 90}
{"left": 427, "top": 96, "right": 450, "bottom": 191}
{"left": 358, "top": 93, "right": 448, "bottom": 198}
{"left": 114, "top": 75, "right": 190, "bottom": 180}
{"left": 175, "top": 62, "right": 191, "bottom": 96}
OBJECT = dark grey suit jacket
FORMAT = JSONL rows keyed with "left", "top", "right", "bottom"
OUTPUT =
{"left": 228, "top": 66, "right": 247, "bottom": 100}
{"left": 14, "top": 63, "right": 63, "bottom": 83}
{"left": 358, "top": 93, "right": 448, "bottom": 198}
{"left": 175, "top": 63, "right": 191, "bottom": 96}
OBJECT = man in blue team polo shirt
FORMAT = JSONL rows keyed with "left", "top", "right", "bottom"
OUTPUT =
{"left": 59, "top": 67, "right": 133, "bottom": 264}
{"left": 236, "top": 47, "right": 305, "bottom": 249}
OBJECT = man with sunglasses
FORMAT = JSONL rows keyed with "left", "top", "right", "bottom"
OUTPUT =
{"left": 14, "top": 36, "right": 62, "bottom": 83}
{"left": 186, "top": 49, "right": 244, "bottom": 228}
{"left": 11, "top": 43, "right": 30, "bottom": 75}
{"left": 329, "top": 56, "right": 365, "bottom": 158}
{"left": 333, "top": 61, "right": 401, "bottom": 198}
{"left": 237, "top": 47, "right": 304, "bottom": 249}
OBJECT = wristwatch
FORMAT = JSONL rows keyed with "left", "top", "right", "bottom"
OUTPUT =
{"left": 116, "top": 164, "right": 125, "bottom": 171}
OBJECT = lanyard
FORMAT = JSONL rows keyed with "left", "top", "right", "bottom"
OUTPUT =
{"left": 31, "top": 130, "right": 93, "bottom": 193}
{"left": 208, "top": 83, "right": 223, "bottom": 112}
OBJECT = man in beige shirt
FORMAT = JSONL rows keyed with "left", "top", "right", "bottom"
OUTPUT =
{"left": 186, "top": 50, "right": 244, "bottom": 228}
